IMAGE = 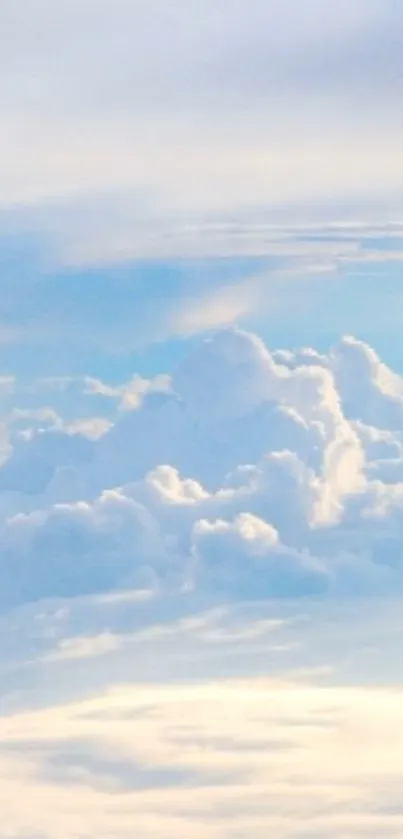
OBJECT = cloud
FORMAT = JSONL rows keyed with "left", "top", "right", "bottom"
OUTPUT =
{"left": 0, "top": 1, "right": 402, "bottom": 266}
{"left": 46, "top": 631, "right": 122, "bottom": 662}
{"left": 331, "top": 335, "right": 403, "bottom": 429}
{"left": 1, "top": 596, "right": 403, "bottom": 838}
{"left": 3, "top": 326, "right": 403, "bottom": 608}
{"left": 0, "top": 489, "right": 165, "bottom": 609}
{"left": 193, "top": 512, "right": 329, "bottom": 598}
{"left": 0, "top": 430, "right": 94, "bottom": 496}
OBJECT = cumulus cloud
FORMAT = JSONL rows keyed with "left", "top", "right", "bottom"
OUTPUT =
{"left": 0, "top": 489, "right": 165, "bottom": 609}
{"left": 331, "top": 335, "right": 403, "bottom": 429}
{"left": 0, "top": 429, "right": 94, "bottom": 496}
{"left": 193, "top": 512, "right": 329, "bottom": 598}
{"left": 1, "top": 326, "right": 403, "bottom": 608}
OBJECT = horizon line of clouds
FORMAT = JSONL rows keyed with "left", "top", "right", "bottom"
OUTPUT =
{"left": 4, "top": 198, "right": 403, "bottom": 267}
{"left": 0, "top": 0, "right": 402, "bottom": 269}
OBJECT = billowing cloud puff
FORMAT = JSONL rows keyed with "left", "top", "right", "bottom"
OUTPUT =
{"left": 0, "top": 489, "right": 165, "bottom": 609}
{"left": 192, "top": 512, "right": 328, "bottom": 598}
{"left": 0, "top": 429, "right": 94, "bottom": 495}
{"left": 1, "top": 327, "right": 403, "bottom": 608}
{"left": 331, "top": 335, "right": 403, "bottom": 430}
{"left": 92, "top": 328, "right": 364, "bottom": 515}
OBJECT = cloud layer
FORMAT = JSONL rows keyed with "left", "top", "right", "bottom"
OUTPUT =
{"left": 1, "top": 595, "right": 403, "bottom": 839}
{"left": 0, "top": 0, "right": 402, "bottom": 264}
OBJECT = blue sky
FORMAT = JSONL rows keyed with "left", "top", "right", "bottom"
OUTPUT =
{"left": 2, "top": 2, "right": 403, "bottom": 837}
{"left": 1, "top": 246, "right": 403, "bottom": 381}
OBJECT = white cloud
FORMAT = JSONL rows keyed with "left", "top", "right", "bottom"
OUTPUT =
{"left": 3, "top": 327, "right": 403, "bottom": 607}
{"left": 47, "top": 631, "right": 122, "bottom": 662}
{"left": 193, "top": 512, "right": 329, "bottom": 597}
{"left": 331, "top": 335, "right": 403, "bottom": 429}
{"left": 1, "top": 597, "right": 403, "bottom": 838}
{"left": 0, "top": 488, "right": 165, "bottom": 609}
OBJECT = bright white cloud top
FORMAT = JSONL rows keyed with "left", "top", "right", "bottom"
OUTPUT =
{"left": 2, "top": 326, "right": 403, "bottom": 607}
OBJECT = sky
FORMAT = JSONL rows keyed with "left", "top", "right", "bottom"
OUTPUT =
{"left": 1, "top": 2, "right": 403, "bottom": 837}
